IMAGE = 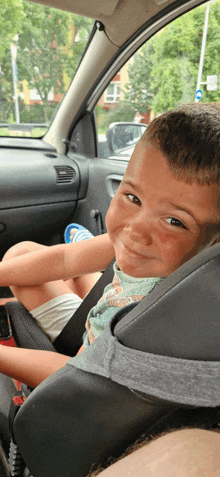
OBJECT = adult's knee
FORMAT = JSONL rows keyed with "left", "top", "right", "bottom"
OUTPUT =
{"left": 145, "top": 428, "right": 220, "bottom": 477}
{"left": 98, "top": 428, "right": 220, "bottom": 477}
{"left": 2, "top": 241, "right": 43, "bottom": 262}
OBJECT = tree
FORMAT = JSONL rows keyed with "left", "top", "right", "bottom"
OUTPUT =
{"left": 16, "top": 2, "right": 93, "bottom": 122}
{"left": 0, "top": 0, "right": 24, "bottom": 119}
{"left": 150, "top": 2, "right": 220, "bottom": 112}
{"left": 0, "top": 0, "right": 24, "bottom": 59}
{"left": 120, "top": 1, "right": 220, "bottom": 116}
{"left": 122, "top": 40, "right": 155, "bottom": 115}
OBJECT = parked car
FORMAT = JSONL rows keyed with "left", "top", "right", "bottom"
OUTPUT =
{"left": 98, "top": 122, "right": 147, "bottom": 158}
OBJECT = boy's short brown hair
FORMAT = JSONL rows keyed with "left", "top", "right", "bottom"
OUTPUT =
{"left": 144, "top": 104, "right": 220, "bottom": 184}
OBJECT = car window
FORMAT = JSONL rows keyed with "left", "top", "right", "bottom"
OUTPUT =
{"left": 0, "top": 0, "right": 93, "bottom": 138}
{"left": 96, "top": 0, "right": 220, "bottom": 160}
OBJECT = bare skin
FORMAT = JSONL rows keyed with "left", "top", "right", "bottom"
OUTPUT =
{"left": 2, "top": 240, "right": 103, "bottom": 310}
{"left": 1, "top": 234, "right": 114, "bottom": 310}
{"left": 0, "top": 345, "right": 70, "bottom": 388}
{"left": 98, "top": 429, "right": 220, "bottom": 477}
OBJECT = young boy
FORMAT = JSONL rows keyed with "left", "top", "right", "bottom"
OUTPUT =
{"left": 0, "top": 102, "right": 220, "bottom": 389}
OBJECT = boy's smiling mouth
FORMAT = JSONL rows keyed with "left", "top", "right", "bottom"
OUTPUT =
{"left": 122, "top": 241, "right": 155, "bottom": 260}
{"left": 123, "top": 243, "right": 145, "bottom": 258}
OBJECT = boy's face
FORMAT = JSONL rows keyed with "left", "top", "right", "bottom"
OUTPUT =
{"left": 105, "top": 141, "right": 220, "bottom": 278}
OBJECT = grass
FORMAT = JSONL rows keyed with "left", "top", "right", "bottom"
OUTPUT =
{"left": 0, "top": 127, "right": 48, "bottom": 138}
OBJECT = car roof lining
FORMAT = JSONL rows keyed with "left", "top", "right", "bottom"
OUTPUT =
{"left": 27, "top": 0, "right": 186, "bottom": 46}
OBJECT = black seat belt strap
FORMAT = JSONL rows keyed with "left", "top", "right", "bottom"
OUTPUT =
{"left": 53, "top": 259, "right": 115, "bottom": 356}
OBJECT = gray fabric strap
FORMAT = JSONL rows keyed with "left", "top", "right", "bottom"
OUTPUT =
{"left": 68, "top": 319, "right": 220, "bottom": 407}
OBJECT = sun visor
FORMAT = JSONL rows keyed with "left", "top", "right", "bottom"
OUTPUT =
{"left": 27, "top": 0, "right": 120, "bottom": 17}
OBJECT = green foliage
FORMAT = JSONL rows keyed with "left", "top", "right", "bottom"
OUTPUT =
{"left": 19, "top": 101, "right": 58, "bottom": 124}
{"left": 151, "top": 2, "right": 220, "bottom": 112}
{"left": 0, "top": 0, "right": 24, "bottom": 59}
{"left": 149, "top": 10, "right": 199, "bottom": 112}
{"left": 0, "top": 50, "right": 14, "bottom": 121}
{"left": 121, "top": 1, "right": 220, "bottom": 115}
{"left": 122, "top": 40, "right": 154, "bottom": 114}
{"left": 98, "top": 103, "right": 135, "bottom": 131}
{"left": 0, "top": 0, "right": 93, "bottom": 124}
{"left": 0, "top": 0, "right": 25, "bottom": 117}
{"left": 16, "top": 2, "right": 93, "bottom": 116}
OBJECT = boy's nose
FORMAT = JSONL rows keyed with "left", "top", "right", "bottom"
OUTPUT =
{"left": 127, "top": 215, "right": 153, "bottom": 246}
{"left": 130, "top": 230, "right": 152, "bottom": 246}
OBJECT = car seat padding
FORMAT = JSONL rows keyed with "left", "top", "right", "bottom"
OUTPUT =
{"left": 11, "top": 244, "right": 220, "bottom": 477}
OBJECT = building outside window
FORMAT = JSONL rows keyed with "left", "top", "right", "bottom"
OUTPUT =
{"left": 105, "top": 82, "right": 120, "bottom": 103}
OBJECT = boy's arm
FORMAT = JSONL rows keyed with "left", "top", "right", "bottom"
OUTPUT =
{"left": 0, "top": 345, "right": 70, "bottom": 388}
{"left": 0, "top": 233, "right": 115, "bottom": 287}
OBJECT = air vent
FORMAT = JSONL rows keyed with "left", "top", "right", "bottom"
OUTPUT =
{"left": 54, "top": 166, "right": 76, "bottom": 184}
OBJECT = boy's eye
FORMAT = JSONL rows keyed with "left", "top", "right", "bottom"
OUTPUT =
{"left": 126, "top": 194, "right": 142, "bottom": 206}
{"left": 165, "top": 217, "right": 186, "bottom": 229}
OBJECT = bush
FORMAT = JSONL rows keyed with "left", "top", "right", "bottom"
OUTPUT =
{"left": 19, "top": 102, "right": 58, "bottom": 124}
{"left": 97, "top": 103, "right": 135, "bottom": 132}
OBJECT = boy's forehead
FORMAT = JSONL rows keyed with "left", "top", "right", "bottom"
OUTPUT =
{"left": 125, "top": 140, "right": 167, "bottom": 179}
{"left": 128, "top": 138, "right": 159, "bottom": 166}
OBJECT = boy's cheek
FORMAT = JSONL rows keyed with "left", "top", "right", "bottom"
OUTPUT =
{"left": 105, "top": 203, "right": 114, "bottom": 231}
{"left": 158, "top": 232, "right": 174, "bottom": 244}
{"left": 157, "top": 233, "right": 184, "bottom": 257}
{"left": 105, "top": 197, "right": 125, "bottom": 232}
{"left": 158, "top": 234, "right": 194, "bottom": 269}
{"left": 158, "top": 232, "right": 179, "bottom": 256}
{"left": 105, "top": 208, "right": 114, "bottom": 233}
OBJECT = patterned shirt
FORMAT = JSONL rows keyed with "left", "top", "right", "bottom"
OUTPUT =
{"left": 83, "top": 262, "right": 164, "bottom": 348}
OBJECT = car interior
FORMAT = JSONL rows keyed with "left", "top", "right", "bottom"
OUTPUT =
{"left": 0, "top": 0, "right": 220, "bottom": 475}
{"left": 4, "top": 243, "right": 220, "bottom": 477}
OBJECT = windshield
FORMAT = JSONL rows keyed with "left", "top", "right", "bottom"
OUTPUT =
{"left": 0, "top": 0, "right": 93, "bottom": 138}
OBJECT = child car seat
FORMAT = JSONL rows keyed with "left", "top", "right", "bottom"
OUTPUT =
{"left": 3, "top": 244, "right": 220, "bottom": 477}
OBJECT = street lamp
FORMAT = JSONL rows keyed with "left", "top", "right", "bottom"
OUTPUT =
{"left": 10, "top": 34, "right": 20, "bottom": 123}
{"left": 195, "top": 2, "right": 210, "bottom": 103}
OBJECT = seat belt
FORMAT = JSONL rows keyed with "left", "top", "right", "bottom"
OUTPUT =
{"left": 53, "top": 259, "right": 115, "bottom": 356}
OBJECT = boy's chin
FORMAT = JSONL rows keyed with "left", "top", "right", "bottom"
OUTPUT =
{"left": 115, "top": 247, "right": 172, "bottom": 278}
{"left": 116, "top": 258, "right": 160, "bottom": 279}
